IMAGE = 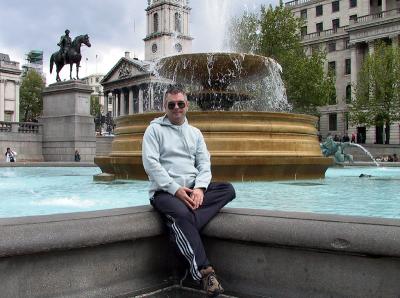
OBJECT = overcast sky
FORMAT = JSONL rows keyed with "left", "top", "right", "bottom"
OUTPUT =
{"left": 0, "top": 0, "right": 278, "bottom": 84}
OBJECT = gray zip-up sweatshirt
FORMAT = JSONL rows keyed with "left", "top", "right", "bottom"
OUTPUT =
{"left": 142, "top": 115, "right": 211, "bottom": 198}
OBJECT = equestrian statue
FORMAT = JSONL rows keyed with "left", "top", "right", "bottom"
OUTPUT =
{"left": 50, "top": 29, "right": 91, "bottom": 82}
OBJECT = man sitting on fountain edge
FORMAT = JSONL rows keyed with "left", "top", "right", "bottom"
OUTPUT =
{"left": 142, "top": 84, "right": 236, "bottom": 297}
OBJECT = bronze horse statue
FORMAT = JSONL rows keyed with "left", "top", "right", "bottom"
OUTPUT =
{"left": 50, "top": 34, "right": 91, "bottom": 82}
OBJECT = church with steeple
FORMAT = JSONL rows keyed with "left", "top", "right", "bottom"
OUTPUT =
{"left": 144, "top": 0, "right": 193, "bottom": 60}
{"left": 100, "top": 0, "right": 193, "bottom": 118}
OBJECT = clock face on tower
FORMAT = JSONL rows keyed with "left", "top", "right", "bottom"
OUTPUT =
{"left": 152, "top": 43, "right": 158, "bottom": 53}
{"left": 175, "top": 43, "right": 182, "bottom": 53}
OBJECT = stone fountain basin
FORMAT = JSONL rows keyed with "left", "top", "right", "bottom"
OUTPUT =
{"left": 95, "top": 111, "right": 332, "bottom": 180}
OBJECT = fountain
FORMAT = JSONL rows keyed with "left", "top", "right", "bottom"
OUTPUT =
{"left": 94, "top": 53, "right": 333, "bottom": 181}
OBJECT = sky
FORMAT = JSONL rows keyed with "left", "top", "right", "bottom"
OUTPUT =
{"left": 0, "top": 0, "right": 278, "bottom": 84}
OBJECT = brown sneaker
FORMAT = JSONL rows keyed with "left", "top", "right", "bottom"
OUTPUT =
{"left": 200, "top": 266, "right": 224, "bottom": 297}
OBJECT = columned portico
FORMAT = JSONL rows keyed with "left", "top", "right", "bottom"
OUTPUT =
{"left": 101, "top": 56, "right": 172, "bottom": 120}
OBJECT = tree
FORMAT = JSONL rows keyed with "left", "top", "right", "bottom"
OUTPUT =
{"left": 227, "top": 1, "right": 334, "bottom": 115}
{"left": 90, "top": 95, "right": 102, "bottom": 132}
{"left": 90, "top": 95, "right": 101, "bottom": 117}
{"left": 350, "top": 42, "right": 400, "bottom": 144}
{"left": 19, "top": 69, "right": 45, "bottom": 122}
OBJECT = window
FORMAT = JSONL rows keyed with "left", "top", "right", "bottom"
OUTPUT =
{"left": 332, "top": 18, "right": 340, "bottom": 31}
{"left": 316, "top": 5, "right": 323, "bottom": 16}
{"left": 301, "top": 26, "right": 307, "bottom": 37}
{"left": 154, "top": 13, "right": 159, "bottom": 32}
{"left": 4, "top": 112, "right": 13, "bottom": 122}
{"left": 174, "top": 12, "right": 182, "bottom": 32}
{"left": 95, "top": 77, "right": 99, "bottom": 83}
{"left": 329, "top": 113, "right": 338, "bottom": 131}
{"left": 328, "top": 42, "right": 336, "bottom": 52}
{"left": 349, "top": 14, "right": 357, "bottom": 23}
{"left": 346, "top": 85, "right": 352, "bottom": 103}
{"left": 377, "top": 0, "right": 382, "bottom": 6}
{"left": 349, "top": 0, "right": 357, "bottom": 8}
{"left": 328, "top": 61, "right": 336, "bottom": 75}
{"left": 344, "top": 38, "right": 350, "bottom": 49}
{"left": 345, "top": 59, "right": 351, "bottom": 74}
{"left": 108, "top": 96, "right": 112, "bottom": 105}
{"left": 332, "top": 1, "right": 339, "bottom": 12}
{"left": 300, "top": 9, "right": 307, "bottom": 19}
{"left": 311, "top": 44, "right": 320, "bottom": 54}
{"left": 316, "top": 22, "right": 323, "bottom": 33}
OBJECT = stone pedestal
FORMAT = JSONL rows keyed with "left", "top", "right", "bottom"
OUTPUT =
{"left": 40, "top": 81, "right": 95, "bottom": 162}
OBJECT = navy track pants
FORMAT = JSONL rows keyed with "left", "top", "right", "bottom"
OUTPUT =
{"left": 151, "top": 182, "right": 236, "bottom": 281}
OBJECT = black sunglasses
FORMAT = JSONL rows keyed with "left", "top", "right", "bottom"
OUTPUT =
{"left": 167, "top": 101, "right": 186, "bottom": 110}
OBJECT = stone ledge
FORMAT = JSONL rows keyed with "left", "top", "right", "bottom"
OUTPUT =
{"left": 1, "top": 206, "right": 400, "bottom": 258}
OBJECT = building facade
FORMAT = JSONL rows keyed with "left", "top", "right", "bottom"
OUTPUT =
{"left": 286, "top": 0, "right": 400, "bottom": 144}
{"left": 144, "top": 0, "right": 193, "bottom": 60}
{"left": 0, "top": 53, "right": 22, "bottom": 122}
{"left": 81, "top": 73, "right": 111, "bottom": 114}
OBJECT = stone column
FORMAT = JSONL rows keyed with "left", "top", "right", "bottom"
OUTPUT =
{"left": 115, "top": 92, "right": 120, "bottom": 117}
{"left": 382, "top": 0, "right": 387, "bottom": 12}
{"left": 112, "top": 92, "right": 116, "bottom": 117}
{"left": 149, "top": 84, "right": 154, "bottom": 110}
{"left": 368, "top": 41, "right": 375, "bottom": 55}
{"left": 138, "top": 88, "right": 144, "bottom": 113}
{"left": 119, "top": 89, "right": 126, "bottom": 116}
{"left": 350, "top": 44, "right": 358, "bottom": 96}
{"left": 128, "top": 88, "right": 134, "bottom": 115}
{"left": 103, "top": 92, "right": 109, "bottom": 115}
{"left": 0, "top": 79, "right": 5, "bottom": 121}
{"left": 392, "top": 35, "right": 399, "bottom": 48}
{"left": 14, "top": 80, "right": 20, "bottom": 122}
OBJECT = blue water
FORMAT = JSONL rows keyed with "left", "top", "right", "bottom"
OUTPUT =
{"left": 0, "top": 166, "right": 399, "bottom": 219}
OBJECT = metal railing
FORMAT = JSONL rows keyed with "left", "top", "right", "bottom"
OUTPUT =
{"left": 0, "top": 121, "right": 42, "bottom": 134}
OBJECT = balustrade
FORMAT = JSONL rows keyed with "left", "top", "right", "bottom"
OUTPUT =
{"left": 0, "top": 121, "right": 42, "bottom": 134}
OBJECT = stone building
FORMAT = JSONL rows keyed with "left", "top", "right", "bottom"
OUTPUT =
{"left": 286, "top": 0, "right": 400, "bottom": 144}
{"left": 102, "top": 0, "right": 193, "bottom": 117}
{"left": 0, "top": 53, "right": 22, "bottom": 122}
{"left": 81, "top": 73, "right": 111, "bottom": 114}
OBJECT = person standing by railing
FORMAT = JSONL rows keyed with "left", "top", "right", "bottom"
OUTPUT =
{"left": 4, "top": 147, "right": 17, "bottom": 162}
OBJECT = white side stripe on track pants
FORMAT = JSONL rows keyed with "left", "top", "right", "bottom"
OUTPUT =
{"left": 167, "top": 215, "right": 203, "bottom": 281}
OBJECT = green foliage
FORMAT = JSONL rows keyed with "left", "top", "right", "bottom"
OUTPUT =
{"left": 227, "top": 2, "right": 334, "bottom": 115}
{"left": 90, "top": 95, "right": 101, "bottom": 117}
{"left": 350, "top": 42, "right": 400, "bottom": 141}
{"left": 19, "top": 70, "right": 45, "bottom": 122}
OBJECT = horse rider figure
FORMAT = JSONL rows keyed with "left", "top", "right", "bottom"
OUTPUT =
{"left": 57, "top": 29, "right": 72, "bottom": 65}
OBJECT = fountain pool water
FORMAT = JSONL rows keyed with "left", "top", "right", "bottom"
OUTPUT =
{"left": 2, "top": 166, "right": 399, "bottom": 219}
